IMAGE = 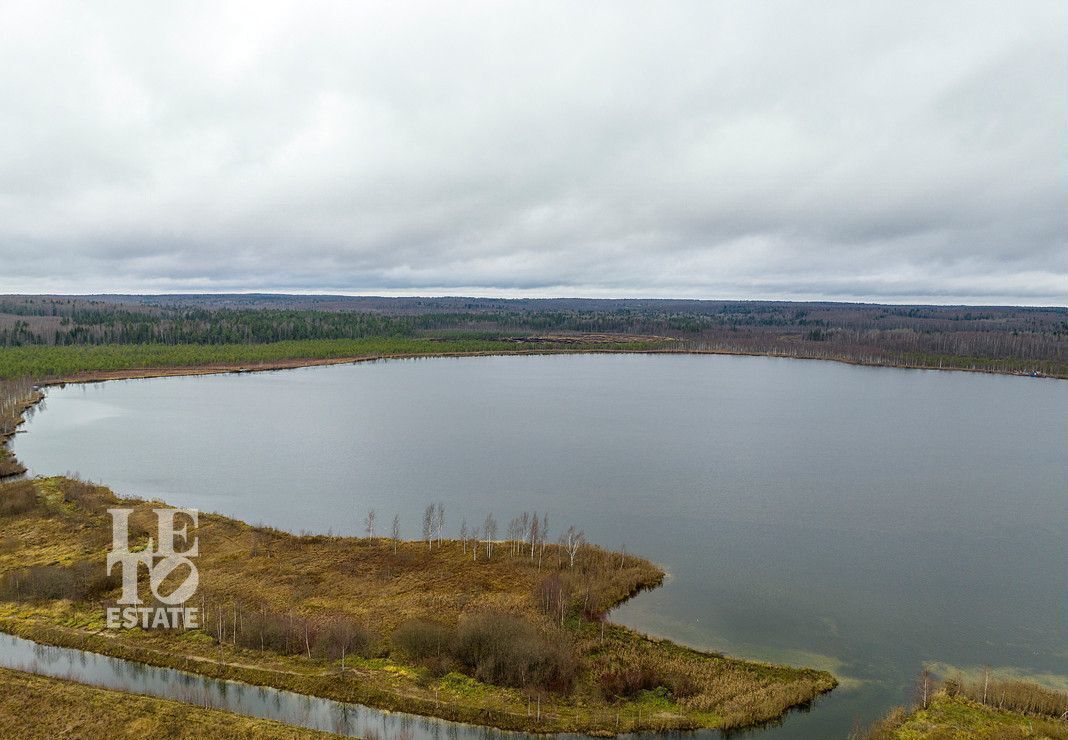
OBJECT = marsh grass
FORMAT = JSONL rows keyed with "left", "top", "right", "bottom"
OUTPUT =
{"left": 0, "top": 337, "right": 668, "bottom": 381}
{"left": 0, "top": 476, "right": 836, "bottom": 733}
{"left": 0, "top": 666, "right": 335, "bottom": 739}
{"left": 947, "top": 676, "right": 1068, "bottom": 718}
{"left": 863, "top": 674, "right": 1068, "bottom": 739}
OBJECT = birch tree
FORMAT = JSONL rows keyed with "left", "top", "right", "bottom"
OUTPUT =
{"left": 391, "top": 514, "right": 400, "bottom": 553}
{"left": 364, "top": 509, "right": 376, "bottom": 540}
{"left": 538, "top": 513, "right": 548, "bottom": 568}
{"left": 528, "top": 514, "right": 540, "bottom": 559}
{"left": 483, "top": 513, "right": 497, "bottom": 558}
{"left": 561, "top": 526, "right": 585, "bottom": 567}
{"left": 422, "top": 505, "right": 434, "bottom": 549}
{"left": 517, "top": 513, "right": 529, "bottom": 555}
{"left": 460, "top": 519, "right": 469, "bottom": 554}
{"left": 434, "top": 502, "right": 445, "bottom": 546}
{"left": 470, "top": 527, "right": 480, "bottom": 561}
{"left": 507, "top": 517, "right": 521, "bottom": 555}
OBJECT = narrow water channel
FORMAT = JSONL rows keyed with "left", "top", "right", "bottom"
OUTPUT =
{"left": 0, "top": 632, "right": 555, "bottom": 740}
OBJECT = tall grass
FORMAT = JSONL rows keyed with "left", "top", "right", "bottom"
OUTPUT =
{"left": 863, "top": 674, "right": 1068, "bottom": 739}
{"left": 946, "top": 675, "right": 1068, "bottom": 719}
{"left": 0, "top": 338, "right": 519, "bottom": 380}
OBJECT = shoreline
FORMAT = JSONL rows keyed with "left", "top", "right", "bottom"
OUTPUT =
{"left": 39, "top": 346, "right": 1066, "bottom": 388}
{"left": 0, "top": 475, "right": 837, "bottom": 735}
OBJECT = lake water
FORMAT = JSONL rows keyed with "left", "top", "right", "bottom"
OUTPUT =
{"left": 12, "top": 354, "right": 1068, "bottom": 738}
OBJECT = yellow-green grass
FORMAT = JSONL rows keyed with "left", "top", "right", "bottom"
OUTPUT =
{"left": 0, "top": 666, "right": 336, "bottom": 739}
{"left": 866, "top": 692, "right": 1068, "bottom": 739}
{"left": 0, "top": 336, "right": 675, "bottom": 381}
{"left": 0, "top": 477, "right": 835, "bottom": 734}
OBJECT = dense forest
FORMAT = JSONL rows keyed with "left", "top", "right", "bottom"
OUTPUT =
{"left": 0, "top": 295, "right": 1065, "bottom": 378}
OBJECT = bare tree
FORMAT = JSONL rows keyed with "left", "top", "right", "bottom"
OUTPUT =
{"left": 507, "top": 517, "right": 521, "bottom": 555}
{"left": 434, "top": 502, "right": 445, "bottom": 546}
{"left": 364, "top": 509, "right": 377, "bottom": 540}
{"left": 538, "top": 513, "right": 548, "bottom": 568}
{"left": 422, "top": 504, "right": 434, "bottom": 549}
{"left": 391, "top": 514, "right": 401, "bottom": 554}
{"left": 517, "top": 513, "right": 530, "bottom": 555}
{"left": 915, "top": 664, "right": 933, "bottom": 710}
{"left": 328, "top": 618, "right": 357, "bottom": 673}
{"left": 483, "top": 513, "right": 497, "bottom": 558}
{"left": 460, "top": 519, "right": 469, "bottom": 554}
{"left": 561, "top": 526, "right": 586, "bottom": 568}
{"left": 470, "top": 527, "right": 480, "bottom": 561}
{"left": 528, "top": 514, "right": 540, "bottom": 560}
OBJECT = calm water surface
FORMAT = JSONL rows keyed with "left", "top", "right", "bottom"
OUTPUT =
{"left": 13, "top": 354, "right": 1068, "bottom": 738}
{"left": 0, "top": 632, "right": 543, "bottom": 740}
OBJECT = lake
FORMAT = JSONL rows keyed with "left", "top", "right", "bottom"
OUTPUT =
{"left": 12, "top": 353, "right": 1068, "bottom": 738}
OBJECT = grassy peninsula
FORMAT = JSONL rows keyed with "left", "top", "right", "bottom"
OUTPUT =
{"left": 0, "top": 475, "right": 835, "bottom": 735}
{"left": 865, "top": 675, "right": 1068, "bottom": 739}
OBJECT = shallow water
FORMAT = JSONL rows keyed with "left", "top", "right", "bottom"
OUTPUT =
{"left": 14, "top": 354, "right": 1068, "bottom": 738}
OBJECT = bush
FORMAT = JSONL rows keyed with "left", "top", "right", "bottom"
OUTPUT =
{"left": 59, "top": 478, "right": 113, "bottom": 515}
{"left": 598, "top": 661, "right": 662, "bottom": 698}
{"left": 597, "top": 657, "right": 698, "bottom": 701}
{"left": 314, "top": 617, "right": 375, "bottom": 662}
{"left": 0, "top": 480, "right": 41, "bottom": 517}
{"left": 452, "top": 612, "right": 579, "bottom": 693}
{"left": 393, "top": 619, "right": 453, "bottom": 661}
{"left": 0, "top": 561, "right": 119, "bottom": 602}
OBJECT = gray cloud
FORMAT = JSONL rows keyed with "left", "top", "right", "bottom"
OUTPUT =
{"left": 1, "top": 1, "right": 1065, "bottom": 304}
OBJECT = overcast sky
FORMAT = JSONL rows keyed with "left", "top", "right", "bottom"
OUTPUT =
{"left": 1, "top": 1, "right": 1065, "bottom": 304}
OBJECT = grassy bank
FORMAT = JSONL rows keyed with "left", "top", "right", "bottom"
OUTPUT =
{"left": 0, "top": 336, "right": 674, "bottom": 381}
{"left": 865, "top": 677, "right": 1068, "bottom": 739}
{"left": 0, "top": 666, "right": 334, "bottom": 739}
{"left": 0, "top": 380, "right": 41, "bottom": 477}
{"left": 0, "top": 476, "right": 835, "bottom": 734}
{"left": 866, "top": 693, "right": 1068, "bottom": 739}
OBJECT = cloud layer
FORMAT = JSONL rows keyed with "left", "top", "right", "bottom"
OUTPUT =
{"left": 1, "top": 1, "right": 1065, "bottom": 303}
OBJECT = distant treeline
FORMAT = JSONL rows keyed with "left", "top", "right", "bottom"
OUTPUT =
{"left": 0, "top": 295, "right": 1065, "bottom": 377}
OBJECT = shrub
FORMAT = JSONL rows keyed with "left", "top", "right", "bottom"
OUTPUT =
{"left": 0, "top": 561, "right": 119, "bottom": 602}
{"left": 314, "top": 617, "right": 375, "bottom": 661}
{"left": 598, "top": 660, "right": 662, "bottom": 698}
{"left": 393, "top": 619, "right": 453, "bottom": 661}
{"left": 59, "top": 478, "right": 113, "bottom": 515}
{"left": 452, "top": 612, "right": 579, "bottom": 693}
{"left": 0, "top": 480, "right": 40, "bottom": 517}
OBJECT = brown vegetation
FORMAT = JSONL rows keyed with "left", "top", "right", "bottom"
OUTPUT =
{"left": 863, "top": 671, "right": 1068, "bottom": 739}
{"left": 0, "top": 667, "right": 334, "bottom": 739}
{"left": 0, "top": 475, "right": 836, "bottom": 734}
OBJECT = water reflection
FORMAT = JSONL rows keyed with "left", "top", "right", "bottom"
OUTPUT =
{"left": 1, "top": 633, "right": 569, "bottom": 740}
